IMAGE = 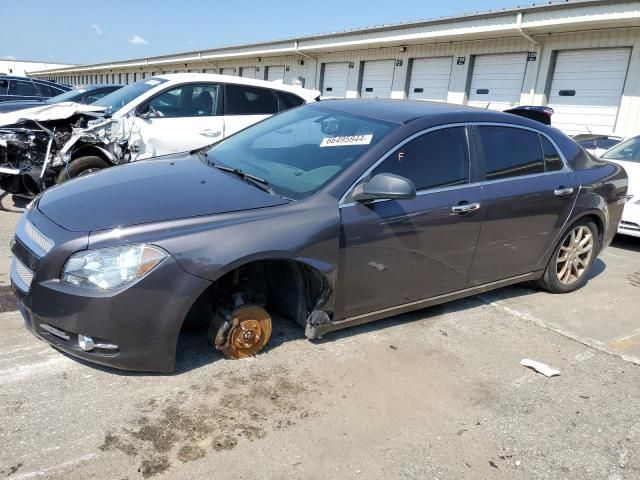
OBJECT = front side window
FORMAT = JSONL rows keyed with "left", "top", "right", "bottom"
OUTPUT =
{"left": 477, "top": 126, "right": 544, "bottom": 180}
{"left": 225, "top": 84, "right": 279, "bottom": 115}
{"left": 372, "top": 127, "right": 470, "bottom": 190}
{"left": 0, "top": 79, "right": 8, "bottom": 95}
{"left": 9, "top": 80, "right": 39, "bottom": 96}
{"left": 146, "top": 84, "right": 218, "bottom": 117}
{"left": 603, "top": 136, "right": 640, "bottom": 163}
{"left": 207, "top": 106, "right": 396, "bottom": 199}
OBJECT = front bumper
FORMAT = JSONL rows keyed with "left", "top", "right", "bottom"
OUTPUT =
{"left": 11, "top": 208, "right": 212, "bottom": 372}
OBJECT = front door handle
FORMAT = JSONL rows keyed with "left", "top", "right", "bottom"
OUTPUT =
{"left": 554, "top": 187, "right": 574, "bottom": 197}
{"left": 200, "top": 129, "right": 221, "bottom": 138}
{"left": 452, "top": 202, "right": 481, "bottom": 214}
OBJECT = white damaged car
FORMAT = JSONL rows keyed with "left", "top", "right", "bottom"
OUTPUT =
{"left": 600, "top": 135, "right": 640, "bottom": 238}
{"left": 0, "top": 74, "right": 318, "bottom": 197}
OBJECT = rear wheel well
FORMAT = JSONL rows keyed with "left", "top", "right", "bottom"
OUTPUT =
{"left": 579, "top": 213, "right": 604, "bottom": 251}
{"left": 181, "top": 259, "right": 331, "bottom": 331}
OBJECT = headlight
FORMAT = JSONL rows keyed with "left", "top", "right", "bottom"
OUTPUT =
{"left": 62, "top": 244, "right": 167, "bottom": 290}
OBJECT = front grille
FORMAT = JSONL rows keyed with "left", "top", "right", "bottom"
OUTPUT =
{"left": 10, "top": 256, "right": 34, "bottom": 293}
{"left": 14, "top": 217, "right": 55, "bottom": 259}
{"left": 620, "top": 221, "right": 640, "bottom": 232}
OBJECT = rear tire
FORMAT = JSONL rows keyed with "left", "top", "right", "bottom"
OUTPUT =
{"left": 537, "top": 218, "right": 599, "bottom": 294}
{"left": 56, "top": 156, "right": 110, "bottom": 184}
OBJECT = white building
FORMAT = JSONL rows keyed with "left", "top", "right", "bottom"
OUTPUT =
{"left": 1, "top": 59, "right": 72, "bottom": 77}
{"left": 30, "top": 0, "right": 640, "bottom": 136}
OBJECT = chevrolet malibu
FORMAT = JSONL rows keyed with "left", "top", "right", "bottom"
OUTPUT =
{"left": 10, "top": 100, "right": 628, "bottom": 372}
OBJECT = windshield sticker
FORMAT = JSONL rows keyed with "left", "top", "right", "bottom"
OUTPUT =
{"left": 320, "top": 134, "right": 373, "bottom": 147}
{"left": 145, "top": 79, "right": 161, "bottom": 86}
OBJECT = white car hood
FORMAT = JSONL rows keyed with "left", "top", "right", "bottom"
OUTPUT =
{"left": 0, "top": 102, "right": 106, "bottom": 127}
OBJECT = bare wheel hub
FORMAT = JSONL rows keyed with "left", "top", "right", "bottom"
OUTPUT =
{"left": 556, "top": 225, "right": 594, "bottom": 285}
{"left": 214, "top": 305, "right": 272, "bottom": 359}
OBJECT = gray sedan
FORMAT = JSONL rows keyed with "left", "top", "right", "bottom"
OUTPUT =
{"left": 10, "top": 100, "right": 628, "bottom": 371}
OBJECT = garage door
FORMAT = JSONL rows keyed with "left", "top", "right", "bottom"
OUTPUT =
{"left": 360, "top": 60, "right": 395, "bottom": 98}
{"left": 468, "top": 53, "right": 528, "bottom": 110}
{"left": 547, "top": 48, "right": 631, "bottom": 135}
{"left": 408, "top": 57, "right": 452, "bottom": 102}
{"left": 220, "top": 68, "right": 235, "bottom": 76}
{"left": 241, "top": 67, "right": 257, "bottom": 79}
{"left": 267, "top": 66, "right": 285, "bottom": 83}
{"left": 321, "top": 62, "right": 349, "bottom": 98}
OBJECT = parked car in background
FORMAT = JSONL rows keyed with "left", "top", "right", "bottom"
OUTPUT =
{"left": 0, "top": 76, "right": 70, "bottom": 103}
{"left": 0, "top": 84, "right": 123, "bottom": 113}
{"left": 573, "top": 133, "right": 624, "bottom": 157}
{"left": 0, "top": 74, "right": 318, "bottom": 197}
{"left": 600, "top": 135, "right": 640, "bottom": 237}
{"left": 10, "top": 100, "right": 628, "bottom": 371}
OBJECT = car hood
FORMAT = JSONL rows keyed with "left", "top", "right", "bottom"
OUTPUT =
{"left": 0, "top": 102, "right": 105, "bottom": 127}
{"left": 37, "top": 153, "right": 289, "bottom": 232}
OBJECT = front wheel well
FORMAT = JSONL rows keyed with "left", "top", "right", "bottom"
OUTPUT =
{"left": 70, "top": 145, "right": 110, "bottom": 162}
{"left": 181, "top": 259, "right": 332, "bottom": 332}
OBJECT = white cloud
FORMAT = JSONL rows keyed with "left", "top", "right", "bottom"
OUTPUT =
{"left": 129, "top": 35, "right": 148, "bottom": 45}
{"left": 3, "top": 55, "right": 16, "bottom": 60}
{"left": 92, "top": 24, "right": 103, "bottom": 35}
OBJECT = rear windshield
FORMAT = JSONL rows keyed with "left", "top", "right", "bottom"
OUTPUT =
{"left": 92, "top": 78, "right": 168, "bottom": 114}
{"left": 206, "top": 106, "right": 396, "bottom": 200}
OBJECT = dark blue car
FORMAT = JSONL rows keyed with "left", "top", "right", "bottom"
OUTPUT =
{"left": 0, "top": 75, "right": 71, "bottom": 104}
{"left": 0, "top": 83, "right": 122, "bottom": 113}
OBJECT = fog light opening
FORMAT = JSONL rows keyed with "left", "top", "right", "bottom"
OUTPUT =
{"left": 78, "top": 334, "right": 119, "bottom": 352}
{"left": 78, "top": 335, "right": 95, "bottom": 352}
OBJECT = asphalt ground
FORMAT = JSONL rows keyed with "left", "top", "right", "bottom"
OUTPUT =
{"left": 1, "top": 191, "right": 639, "bottom": 480}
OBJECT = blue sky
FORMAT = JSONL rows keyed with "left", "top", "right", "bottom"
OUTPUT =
{"left": 1, "top": 0, "right": 528, "bottom": 65}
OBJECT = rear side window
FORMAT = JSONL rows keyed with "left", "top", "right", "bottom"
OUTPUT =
{"left": 0, "top": 79, "right": 8, "bottom": 95}
{"left": 372, "top": 127, "right": 470, "bottom": 190}
{"left": 477, "top": 126, "right": 544, "bottom": 180}
{"left": 277, "top": 91, "right": 305, "bottom": 111}
{"left": 9, "top": 80, "right": 39, "bottom": 96}
{"left": 225, "top": 84, "right": 279, "bottom": 115}
{"left": 541, "top": 136, "right": 564, "bottom": 172}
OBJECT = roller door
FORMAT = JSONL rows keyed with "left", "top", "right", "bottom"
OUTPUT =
{"left": 220, "top": 67, "right": 235, "bottom": 76}
{"left": 241, "top": 67, "right": 257, "bottom": 79}
{"left": 267, "top": 65, "right": 285, "bottom": 83}
{"left": 468, "top": 53, "right": 528, "bottom": 110}
{"left": 408, "top": 57, "right": 452, "bottom": 102}
{"left": 360, "top": 60, "right": 395, "bottom": 98}
{"left": 547, "top": 48, "right": 631, "bottom": 135}
{"left": 321, "top": 62, "right": 349, "bottom": 98}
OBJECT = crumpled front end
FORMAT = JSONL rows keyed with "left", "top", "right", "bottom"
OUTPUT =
{"left": 0, "top": 113, "right": 125, "bottom": 197}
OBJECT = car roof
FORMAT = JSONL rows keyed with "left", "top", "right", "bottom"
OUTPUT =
{"left": 152, "top": 73, "right": 319, "bottom": 101}
{"left": 75, "top": 84, "right": 124, "bottom": 90}
{"left": 311, "top": 99, "right": 551, "bottom": 127}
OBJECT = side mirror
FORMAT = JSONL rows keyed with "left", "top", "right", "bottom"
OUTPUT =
{"left": 352, "top": 173, "right": 416, "bottom": 203}
{"left": 136, "top": 104, "right": 156, "bottom": 119}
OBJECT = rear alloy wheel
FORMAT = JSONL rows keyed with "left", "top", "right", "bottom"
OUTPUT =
{"left": 537, "top": 219, "right": 599, "bottom": 293}
{"left": 212, "top": 305, "right": 272, "bottom": 359}
{"left": 56, "top": 156, "right": 110, "bottom": 184}
{"left": 556, "top": 225, "right": 594, "bottom": 285}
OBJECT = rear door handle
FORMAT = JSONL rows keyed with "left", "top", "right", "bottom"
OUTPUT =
{"left": 452, "top": 202, "right": 481, "bottom": 214}
{"left": 554, "top": 187, "right": 574, "bottom": 197}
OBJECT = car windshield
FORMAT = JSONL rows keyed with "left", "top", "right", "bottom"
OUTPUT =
{"left": 205, "top": 106, "right": 396, "bottom": 200}
{"left": 92, "top": 78, "right": 168, "bottom": 114}
{"left": 43, "top": 88, "right": 85, "bottom": 104}
{"left": 602, "top": 136, "right": 640, "bottom": 162}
